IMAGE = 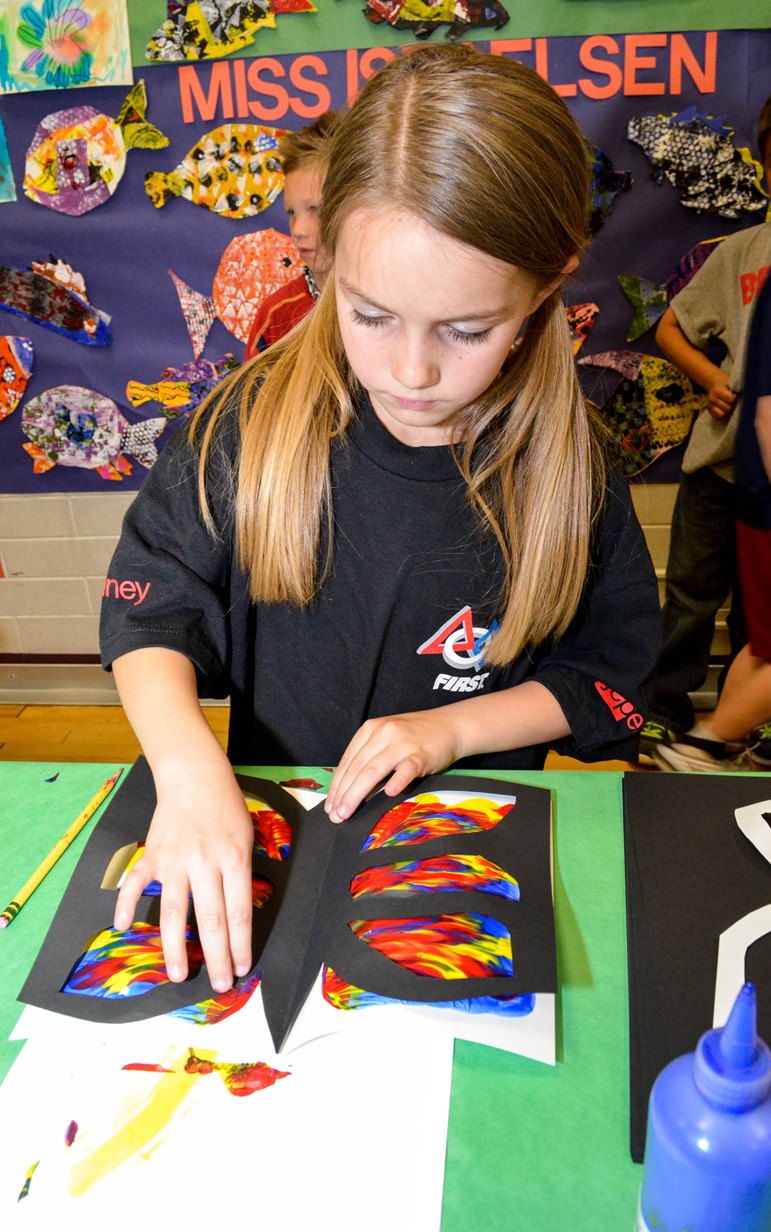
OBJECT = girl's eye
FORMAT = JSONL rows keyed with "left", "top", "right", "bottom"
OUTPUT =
{"left": 446, "top": 325, "right": 493, "bottom": 345}
{"left": 351, "top": 308, "right": 389, "bottom": 329}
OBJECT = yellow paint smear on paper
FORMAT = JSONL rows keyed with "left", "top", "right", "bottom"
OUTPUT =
{"left": 68, "top": 1049, "right": 217, "bottom": 1196}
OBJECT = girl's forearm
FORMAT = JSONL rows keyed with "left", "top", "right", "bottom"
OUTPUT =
{"left": 112, "top": 647, "right": 232, "bottom": 787}
{"left": 444, "top": 680, "right": 571, "bottom": 762}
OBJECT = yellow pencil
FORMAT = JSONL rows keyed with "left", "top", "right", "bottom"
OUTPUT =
{"left": 0, "top": 768, "right": 123, "bottom": 928}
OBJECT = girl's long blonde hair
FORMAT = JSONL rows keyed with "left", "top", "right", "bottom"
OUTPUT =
{"left": 191, "top": 44, "right": 605, "bottom": 666}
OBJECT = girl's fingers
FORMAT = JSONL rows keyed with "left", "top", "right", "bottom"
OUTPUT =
{"left": 221, "top": 866, "right": 254, "bottom": 978}
{"left": 159, "top": 874, "right": 196, "bottom": 984}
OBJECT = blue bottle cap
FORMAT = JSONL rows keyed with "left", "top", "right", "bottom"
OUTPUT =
{"left": 694, "top": 983, "right": 771, "bottom": 1112}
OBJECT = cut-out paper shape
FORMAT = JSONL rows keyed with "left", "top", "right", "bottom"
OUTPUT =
{"left": 588, "top": 143, "right": 631, "bottom": 234}
{"left": 0, "top": 258, "right": 110, "bottom": 345}
{"left": 23, "top": 80, "right": 169, "bottom": 217}
{"left": 171, "top": 229, "right": 304, "bottom": 353}
{"left": 362, "top": 0, "right": 509, "bottom": 41}
{"left": 349, "top": 912, "right": 514, "bottom": 978}
{"left": 350, "top": 853, "right": 520, "bottom": 901}
{"left": 145, "top": 124, "right": 286, "bottom": 219}
{"left": 279, "top": 776, "right": 324, "bottom": 790}
{"left": 62, "top": 922, "right": 203, "bottom": 998}
{"left": 579, "top": 349, "right": 644, "bottom": 382}
{"left": 126, "top": 353, "right": 239, "bottom": 419}
{"left": 618, "top": 274, "right": 668, "bottom": 341}
{"left": 565, "top": 302, "right": 599, "bottom": 354}
{"left": 0, "top": 114, "right": 16, "bottom": 202}
{"left": 0, "top": 335, "right": 34, "bottom": 420}
{"left": 362, "top": 791, "right": 514, "bottom": 851}
{"left": 587, "top": 352, "right": 705, "bottom": 476}
{"left": 64, "top": 1121, "right": 78, "bottom": 1147}
{"left": 168, "top": 269, "right": 218, "bottom": 359}
{"left": 628, "top": 108, "right": 768, "bottom": 218}
{"left": 21, "top": 386, "right": 166, "bottom": 480}
{"left": 21, "top": 760, "right": 555, "bottom": 1053}
{"left": 147, "top": 0, "right": 315, "bottom": 62}
{"left": 322, "top": 964, "right": 535, "bottom": 1016}
{"left": 0, "top": 0, "right": 132, "bottom": 95}
{"left": 664, "top": 235, "right": 726, "bottom": 302}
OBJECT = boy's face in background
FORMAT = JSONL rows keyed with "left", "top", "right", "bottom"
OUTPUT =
{"left": 284, "top": 163, "right": 330, "bottom": 283}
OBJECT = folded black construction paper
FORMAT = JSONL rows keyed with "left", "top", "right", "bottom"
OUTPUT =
{"left": 21, "top": 760, "right": 556, "bottom": 1053}
{"left": 259, "top": 774, "right": 556, "bottom": 1050}
{"left": 623, "top": 772, "right": 771, "bottom": 1162}
{"left": 20, "top": 757, "right": 303, "bottom": 1023}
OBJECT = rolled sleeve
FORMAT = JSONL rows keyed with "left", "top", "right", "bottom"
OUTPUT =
{"left": 532, "top": 469, "right": 662, "bottom": 761}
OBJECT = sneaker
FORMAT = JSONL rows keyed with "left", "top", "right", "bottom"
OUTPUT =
{"left": 748, "top": 722, "right": 771, "bottom": 768}
{"left": 637, "top": 718, "right": 679, "bottom": 766}
{"left": 652, "top": 733, "right": 754, "bottom": 773}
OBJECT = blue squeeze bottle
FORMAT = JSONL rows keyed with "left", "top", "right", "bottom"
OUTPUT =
{"left": 636, "top": 982, "right": 771, "bottom": 1232}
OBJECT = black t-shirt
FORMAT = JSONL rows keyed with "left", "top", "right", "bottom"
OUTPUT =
{"left": 100, "top": 392, "right": 661, "bottom": 768}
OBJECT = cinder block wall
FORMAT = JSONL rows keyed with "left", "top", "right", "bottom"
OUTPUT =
{"left": 0, "top": 484, "right": 728, "bottom": 702}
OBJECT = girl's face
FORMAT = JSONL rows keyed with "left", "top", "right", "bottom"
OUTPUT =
{"left": 335, "top": 206, "right": 556, "bottom": 447}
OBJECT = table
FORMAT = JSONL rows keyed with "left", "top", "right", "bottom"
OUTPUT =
{"left": 0, "top": 761, "right": 642, "bottom": 1229}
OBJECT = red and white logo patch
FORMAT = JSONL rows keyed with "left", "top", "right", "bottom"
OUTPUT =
{"left": 594, "top": 681, "right": 643, "bottom": 731}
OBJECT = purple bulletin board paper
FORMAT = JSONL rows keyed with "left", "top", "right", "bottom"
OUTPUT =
{"left": 0, "top": 30, "right": 768, "bottom": 491}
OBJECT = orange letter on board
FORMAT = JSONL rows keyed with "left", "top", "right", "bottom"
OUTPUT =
{"left": 623, "top": 34, "right": 667, "bottom": 96}
{"left": 535, "top": 38, "right": 576, "bottom": 96}
{"left": 247, "top": 58, "right": 289, "bottom": 122}
{"left": 669, "top": 32, "right": 717, "bottom": 94}
{"left": 179, "top": 63, "right": 234, "bottom": 124}
{"left": 289, "top": 55, "right": 331, "bottom": 118}
{"left": 577, "top": 37, "right": 623, "bottom": 100}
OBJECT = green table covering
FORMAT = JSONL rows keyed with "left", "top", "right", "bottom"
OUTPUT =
{"left": 0, "top": 762, "right": 641, "bottom": 1228}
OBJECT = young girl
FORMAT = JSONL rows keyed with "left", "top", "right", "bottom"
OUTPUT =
{"left": 101, "top": 45, "right": 660, "bottom": 993}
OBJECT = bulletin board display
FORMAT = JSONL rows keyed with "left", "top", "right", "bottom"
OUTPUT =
{"left": 0, "top": 8, "right": 768, "bottom": 492}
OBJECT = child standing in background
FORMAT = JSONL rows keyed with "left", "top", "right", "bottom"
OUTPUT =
{"left": 641, "top": 94, "right": 771, "bottom": 767}
{"left": 100, "top": 46, "right": 660, "bottom": 992}
{"left": 244, "top": 111, "right": 341, "bottom": 358}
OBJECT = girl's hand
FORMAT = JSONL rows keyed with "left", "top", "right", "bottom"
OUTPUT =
{"left": 113, "top": 760, "right": 254, "bottom": 994}
{"left": 325, "top": 709, "right": 463, "bottom": 823}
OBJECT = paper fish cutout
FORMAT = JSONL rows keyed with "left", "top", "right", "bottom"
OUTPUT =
{"left": 147, "top": 0, "right": 315, "bottom": 61}
{"left": 126, "top": 353, "right": 240, "bottom": 419}
{"left": 0, "top": 335, "right": 34, "bottom": 419}
{"left": 363, "top": 0, "right": 509, "bottom": 40}
{"left": 586, "top": 352, "right": 705, "bottom": 475}
{"left": 618, "top": 275, "right": 668, "bottom": 341}
{"left": 171, "top": 229, "right": 305, "bottom": 353}
{"left": 0, "top": 258, "right": 110, "bottom": 345}
{"left": 565, "top": 301, "right": 599, "bottom": 353}
{"left": 588, "top": 143, "right": 632, "bottom": 234}
{"left": 628, "top": 108, "right": 768, "bottom": 218}
{"left": 21, "top": 385, "right": 166, "bottom": 480}
{"left": 145, "top": 123, "right": 287, "bottom": 219}
{"left": 0, "top": 114, "right": 16, "bottom": 202}
{"left": 23, "top": 80, "right": 168, "bottom": 216}
{"left": 664, "top": 235, "right": 726, "bottom": 301}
